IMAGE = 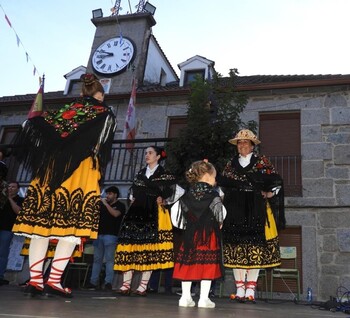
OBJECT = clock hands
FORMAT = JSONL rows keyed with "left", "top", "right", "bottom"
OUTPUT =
{"left": 92, "top": 37, "right": 134, "bottom": 74}
{"left": 96, "top": 49, "right": 114, "bottom": 59}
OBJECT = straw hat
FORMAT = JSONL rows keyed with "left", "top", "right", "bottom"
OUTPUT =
{"left": 228, "top": 129, "right": 261, "bottom": 145}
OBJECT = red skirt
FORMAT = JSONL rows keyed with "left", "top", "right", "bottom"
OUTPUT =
{"left": 173, "top": 231, "right": 223, "bottom": 281}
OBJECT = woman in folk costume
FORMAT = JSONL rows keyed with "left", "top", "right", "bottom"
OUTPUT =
{"left": 171, "top": 160, "right": 226, "bottom": 309}
{"left": 114, "top": 146, "right": 183, "bottom": 296}
{"left": 216, "top": 129, "right": 285, "bottom": 303}
{"left": 12, "top": 73, "right": 116, "bottom": 298}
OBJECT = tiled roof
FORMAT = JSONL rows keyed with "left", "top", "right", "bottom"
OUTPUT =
{"left": 2, "top": 74, "right": 350, "bottom": 103}
{"left": 233, "top": 74, "right": 350, "bottom": 85}
{"left": 0, "top": 91, "right": 66, "bottom": 103}
{"left": 231, "top": 74, "right": 350, "bottom": 91}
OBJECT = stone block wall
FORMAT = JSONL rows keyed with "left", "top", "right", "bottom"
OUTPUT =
{"left": 243, "top": 88, "right": 350, "bottom": 301}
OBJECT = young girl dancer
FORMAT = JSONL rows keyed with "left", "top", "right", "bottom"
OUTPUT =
{"left": 171, "top": 160, "right": 226, "bottom": 308}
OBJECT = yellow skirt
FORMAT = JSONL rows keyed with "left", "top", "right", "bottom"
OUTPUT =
{"left": 114, "top": 205, "right": 174, "bottom": 271}
{"left": 223, "top": 203, "right": 281, "bottom": 269}
{"left": 13, "top": 157, "right": 101, "bottom": 240}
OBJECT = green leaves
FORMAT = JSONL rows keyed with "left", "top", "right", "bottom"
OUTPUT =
{"left": 166, "top": 70, "right": 256, "bottom": 185}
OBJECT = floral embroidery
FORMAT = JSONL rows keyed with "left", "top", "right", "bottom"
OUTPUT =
{"left": 190, "top": 182, "right": 214, "bottom": 200}
{"left": 252, "top": 156, "right": 275, "bottom": 174}
{"left": 44, "top": 101, "right": 107, "bottom": 138}
{"left": 223, "top": 154, "right": 276, "bottom": 181}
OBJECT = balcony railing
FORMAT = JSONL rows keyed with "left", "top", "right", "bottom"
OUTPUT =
{"left": 268, "top": 155, "right": 302, "bottom": 197}
{"left": 2, "top": 139, "right": 302, "bottom": 197}
{"left": 103, "top": 138, "right": 169, "bottom": 184}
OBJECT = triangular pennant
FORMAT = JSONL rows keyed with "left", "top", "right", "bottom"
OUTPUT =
{"left": 4, "top": 14, "right": 11, "bottom": 27}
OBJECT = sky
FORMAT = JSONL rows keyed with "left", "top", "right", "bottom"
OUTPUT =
{"left": 1, "top": 0, "right": 350, "bottom": 97}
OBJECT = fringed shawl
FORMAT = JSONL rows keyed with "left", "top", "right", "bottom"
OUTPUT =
{"left": 118, "top": 165, "right": 178, "bottom": 244}
{"left": 220, "top": 153, "right": 285, "bottom": 245}
{"left": 14, "top": 96, "right": 116, "bottom": 192}
{"left": 173, "top": 182, "right": 224, "bottom": 258}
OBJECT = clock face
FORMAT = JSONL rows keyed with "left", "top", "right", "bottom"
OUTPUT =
{"left": 91, "top": 37, "right": 135, "bottom": 75}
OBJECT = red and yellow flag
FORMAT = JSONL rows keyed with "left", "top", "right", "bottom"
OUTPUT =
{"left": 28, "top": 77, "right": 44, "bottom": 119}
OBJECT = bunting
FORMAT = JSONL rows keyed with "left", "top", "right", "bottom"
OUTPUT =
{"left": 4, "top": 14, "right": 11, "bottom": 27}
{"left": 0, "top": 4, "right": 41, "bottom": 82}
{"left": 122, "top": 78, "right": 137, "bottom": 151}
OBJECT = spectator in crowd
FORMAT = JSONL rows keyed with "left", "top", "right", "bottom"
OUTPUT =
{"left": 148, "top": 268, "right": 173, "bottom": 294}
{"left": 0, "top": 148, "right": 9, "bottom": 210}
{"left": 0, "top": 181, "right": 24, "bottom": 285}
{"left": 85, "top": 186, "right": 125, "bottom": 290}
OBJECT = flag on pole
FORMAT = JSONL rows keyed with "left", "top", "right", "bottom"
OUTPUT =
{"left": 122, "top": 78, "right": 137, "bottom": 151}
{"left": 28, "top": 77, "right": 44, "bottom": 119}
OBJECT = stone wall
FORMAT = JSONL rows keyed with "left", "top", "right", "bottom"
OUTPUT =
{"left": 242, "top": 88, "right": 350, "bottom": 301}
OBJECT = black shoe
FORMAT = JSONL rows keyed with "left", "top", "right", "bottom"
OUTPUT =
{"left": 131, "top": 290, "right": 147, "bottom": 297}
{"left": 19, "top": 280, "right": 29, "bottom": 287}
{"left": 42, "top": 284, "right": 73, "bottom": 298}
{"left": 0, "top": 279, "right": 9, "bottom": 286}
{"left": 23, "top": 283, "right": 43, "bottom": 297}
{"left": 164, "top": 289, "right": 173, "bottom": 295}
{"left": 147, "top": 288, "right": 158, "bottom": 293}
{"left": 84, "top": 282, "right": 97, "bottom": 290}
{"left": 115, "top": 288, "right": 130, "bottom": 296}
{"left": 104, "top": 283, "right": 112, "bottom": 291}
{"left": 245, "top": 296, "right": 256, "bottom": 304}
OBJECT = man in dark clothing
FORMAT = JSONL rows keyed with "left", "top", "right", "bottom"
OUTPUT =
{"left": 0, "top": 181, "right": 24, "bottom": 285}
{"left": 86, "top": 186, "right": 125, "bottom": 290}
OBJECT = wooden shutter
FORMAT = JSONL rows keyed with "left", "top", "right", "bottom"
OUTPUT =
{"left": 259, "top": 112, "right": 301, "bottom": 196}
{"left": 168, "top": 117, "right": 187, "bottom": 138}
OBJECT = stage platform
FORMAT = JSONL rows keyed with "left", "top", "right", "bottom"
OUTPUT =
{"left": 0, "top": 285, "right": 346, "bottom": 318}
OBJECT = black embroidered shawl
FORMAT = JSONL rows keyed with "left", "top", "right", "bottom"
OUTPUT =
{"left": 13, "top": 96, "right": 116, "bottom": 192}
{"left": 219, "top": 154, "right": 285, "bottom": 245}
{"left": 174, "top": 182, "right": 224, "bottom": 255}
{"left": 118, "top": 165, "right": 177, "bottom": 244}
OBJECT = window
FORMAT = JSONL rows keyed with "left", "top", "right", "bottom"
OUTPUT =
{"left": 184, "top": 69, "right": 205, "bottom": 86}
{"left": 159, "top": 68, "right": 167, "bottom": 86}
{"left": 259, "top": 112, "right": 301, "bottom": 197}
{"left": 167, "top": 117, "right": 187, "bottom": 138}
{"left": 0, "top": 125, "right": 20, "bottom": 145}
{"left": 0, "top": 125, "right": 22, "bottom": 181}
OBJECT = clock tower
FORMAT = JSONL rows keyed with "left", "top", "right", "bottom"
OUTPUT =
{"left": 87, "top": 12, "right": 156, "bottom": 94}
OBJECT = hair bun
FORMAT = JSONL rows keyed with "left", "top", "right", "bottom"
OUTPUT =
{"left": 80, "top": 73, "right": 98, "bottom": 86}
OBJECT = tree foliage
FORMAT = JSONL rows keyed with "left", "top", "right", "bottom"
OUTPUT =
{"left": 165, "top": 69, "right": 256, "bottom": 186}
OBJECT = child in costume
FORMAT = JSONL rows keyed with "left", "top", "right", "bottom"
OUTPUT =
{"left": 171, "top": 160, "right": 226, "bottom": 308}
